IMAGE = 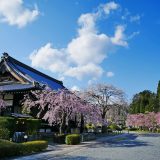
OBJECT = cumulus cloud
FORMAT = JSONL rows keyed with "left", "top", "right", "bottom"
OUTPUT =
{"left": 68, "top": 33, "right": 111, "bottom": 65}
{"left": 65, "top": 63, "right": 104, "bottom": 80}
{"left": 106, "top": 71, "right": 115, "bottom": 77}
{"left": 30, "top": 43, "right": 68, "bottom": 73}
{"left": 0, "top": 0, "right": 39, "bottom": 28}
{"left": 30, "top": 1, "right": 128, "bottom": 81}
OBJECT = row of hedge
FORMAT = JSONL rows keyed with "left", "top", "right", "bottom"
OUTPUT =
{"left": 0, "top": 139, "right": 48, "bottom": 158}
{"left": 0, "top": 116, "right": 41, "bottom": 138}
{"left": 0, "top": 128, "right": 10, "bottom": 140}
{"left": 66, "top": 134, "right": 81, "bottom": 145}
{"left": 53, "top": 134, "right": 81, "bottom": 145}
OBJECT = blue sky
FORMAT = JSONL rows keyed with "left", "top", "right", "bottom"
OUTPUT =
{"left": 0, "top": 0, "right": 160, "bottom": 100}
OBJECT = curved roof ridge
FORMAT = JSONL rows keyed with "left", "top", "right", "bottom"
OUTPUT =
{"left": 8, "top": 55, "right": 63, "bottom": 85}
{"left": 0, "top": 53, "right": 65, "bottom": 90}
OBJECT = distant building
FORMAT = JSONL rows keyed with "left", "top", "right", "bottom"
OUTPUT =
{"left": 0, "top": 53, "right": 64, "bottom": 115}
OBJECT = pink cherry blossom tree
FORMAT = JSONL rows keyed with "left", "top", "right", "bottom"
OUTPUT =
{"left": 126, "top": 112, "right": 160, "bottom": 131}
{"left": 144, "top": 112, "right": 157, "bottom": 130}
{"left": 23, "top": 88, "right": 102, "bottom": 134}
{"left": 126, "top": 114, "right": 136, "bottom": 128}
{"left": 156, "top": 112, "right": 160, "bottom": 126}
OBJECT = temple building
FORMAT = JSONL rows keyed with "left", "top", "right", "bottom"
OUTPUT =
{"left": 0, "top": 53, "right": 64, "bottom": 115}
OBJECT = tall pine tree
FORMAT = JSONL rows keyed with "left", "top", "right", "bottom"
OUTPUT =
{"left": 129, "top": 81, "right": 160, "bottom": 113}
{"left": 156, "top": 80, "right": 160, "bottom": 111}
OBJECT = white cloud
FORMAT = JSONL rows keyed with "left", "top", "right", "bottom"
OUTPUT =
{"left": 0, "top": 0, "right": 39, "bottom": 28}
{"left": 77, "top": 13, "right": 98, "bottom": 35}
{"left": 68, "top": 33, "right": 111, "bottom": 65}
{"left": 106, "top": 71, "right": 114, "bottom": 77}
{"left": 102, "top": 1, "right": 119, "bottom": 15}
{"left": 30, "top": 43, "right": 68, "bottom": 73}
{"left": 111, "top": 25, "right": 128, "bottom": 47}
{"left": 130, "top": 15, "right": 141, "bottom": 23}
{"left": 65, "top": 63, "right": 104, "bottom": 80}
{"left": 29, "top": 1, "right": 129, "bottom": 82}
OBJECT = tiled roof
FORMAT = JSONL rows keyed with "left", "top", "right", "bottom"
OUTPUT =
{"left": 0, "top": 83, "right": 35, "bottom": 92}
{"left": 0, "top": 53, "right": 65, "bottom": 91}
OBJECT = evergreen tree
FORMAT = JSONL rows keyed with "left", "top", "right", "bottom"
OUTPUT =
{"left": 156, "top": 80, "right": 160, "bottom": 111}
{"left": 130, "top": 80, "right": 160, "bottom": 113}
{"left": 130, "top": 90, "right": 156, "bottom": 113}
{"left": 157, "top": 81, "right": 160, "bottom": 98}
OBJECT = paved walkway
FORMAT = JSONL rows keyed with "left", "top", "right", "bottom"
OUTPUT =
{"left": 12, "top": 133, "right": 160, "bottom": 160}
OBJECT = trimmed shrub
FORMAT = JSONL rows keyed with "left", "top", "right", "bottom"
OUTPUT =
{"left": 0, "top": 139, "right": 48, "bottom": 158}
{"left": 21, "top": 140, "right": 48, "bottom": 154}
{"left": 26, "top": 119, "right": 41, "bottom": 135}
{"left": 15, "top": 118, "right": 41, "bottom": 135}
{"left": 0, "top": 128, "right": 10, "bottom": 140}
{"left": 53, "top": 134, "right": 68, "bottom": 144}
{"left": 0, "top": 116, "right": 16, "bottom": 137}
{"left": 0, "top": 139, "right": 21, "bottom": 158}
{"left": 109, "top": 124, "right": 118, "bottom": 131}
{"left": 0, "top": 116, "right": 41, "bottom": 137}
{"left": 0, "top": 117, "right": 15, "bottom": 128}
{"left": 65, "top": 134, "right": 80, "bottom": 145}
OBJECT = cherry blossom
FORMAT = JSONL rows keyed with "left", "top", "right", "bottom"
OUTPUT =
{"left": 126, "top": 112, "right": 160, "bottom": 130}
{"left": 23, "top": 88, "right": 103, "bottom": 133}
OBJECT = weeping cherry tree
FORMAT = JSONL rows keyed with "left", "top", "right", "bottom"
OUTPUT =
{"left": 23, "top": 88, "right": 102, "bottom": 134}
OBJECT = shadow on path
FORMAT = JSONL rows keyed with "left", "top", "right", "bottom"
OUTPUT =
{"left": 85, "top": 134, "right": 151, "bottom": 148}
{"left": 138, "top": 133, "right": 160, "bottom": 137}
{"left": 53, "top": 155, "right": 109, "bottom": 160}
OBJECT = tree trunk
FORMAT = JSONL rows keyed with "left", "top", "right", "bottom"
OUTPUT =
{"left": 102, "top": 107, "right": 106, "bottom": 120}
{"left": 102, "top": 108, "right": 107, "bottom": 133}
{"left": 80, "top": 114, "right": 84, "bottom": 133}
{"left": 59, "top": 113, "right": 66, "bottom": 134}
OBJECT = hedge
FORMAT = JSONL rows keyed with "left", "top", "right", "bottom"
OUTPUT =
{"left": 0, "top": 116, "right": 41, "bottom": 137}
{"left": 14, "top": 118, "right": 41, "bottom": 134}
{"left": 109, "top": 124, "right": 118, "bottom": 130}
{"left": 0, "top": 128, "right": 10, "bottom": 140}
{"left": 0, "top": 139, "right": 48, "bottom": 158}
{"left": 0, "top": 139, "right": 21, "bottom": 157}
{"left": 21, "top": 140, "right": 48, "bottom": 154}
{"left": 65, "top": 134, "right": 81, "bottom": 145}
{"left": 0, "top": 117, "right": 16, "bottom": 137}
{"left": 53, "top": 134, "right": 68, "bottom": 144}
{"left": 26, "top": 119, "right": 41, "bottom": 135}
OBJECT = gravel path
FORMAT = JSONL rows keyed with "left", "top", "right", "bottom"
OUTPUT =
{"left": 13, "top": 133, "right": 160, "bottom": 160}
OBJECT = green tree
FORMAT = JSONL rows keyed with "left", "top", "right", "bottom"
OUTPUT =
{"left": 156, "top": 80, "right": 160, "bottom": 111}
{"left": 130, "top": 90, "right": 157, "bottom": 114}
{"left": 157, "top": 81, "right": 160, "bottom": 98}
